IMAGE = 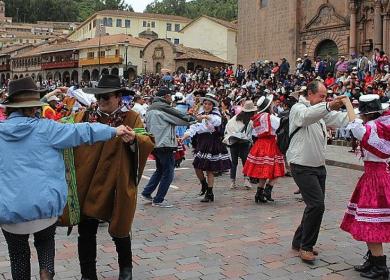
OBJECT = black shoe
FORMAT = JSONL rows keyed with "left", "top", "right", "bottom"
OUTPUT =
{"left": 255, "top": 187, "right": 267, "bottom": 203}
{"left": 264, "top": 184, "right": 274, "bottom": 202}
{"left": 199, "top": 179, "right": 208, "bottom": 196}
{"left": 201, "top": 187, "right": 214, "bottom": 202}
{"left": 119, "top": 266, "right": 132, "bottom": 280}
{"left": 355, "top": 251, "right": 373, "bottom": 273}
{"left": 285, "top": 171, "right": 292, "bottom": 177}
{"left": 360, "top": 255, "right": 389, "bottom": 279}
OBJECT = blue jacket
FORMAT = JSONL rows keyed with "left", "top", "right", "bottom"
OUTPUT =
{"left": 0, "top": 112, "right": 116, "bottom": 224}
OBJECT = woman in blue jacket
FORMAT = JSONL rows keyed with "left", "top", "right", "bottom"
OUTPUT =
{"left": 0, "top": 77, "right": 133, "bottom": 280}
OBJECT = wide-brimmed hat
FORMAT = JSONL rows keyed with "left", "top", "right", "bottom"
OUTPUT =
{"left": 2, "top": 77, "right": 46, "bottom": 108}
{"left": 201, "top": 93, "right": 219, "bottom": 107}
{"left": 257, "top": 95, "right": 273, "bottom": 113}
{"left": 242, "top": 100, "right": 257, "bottom": 112}
{"left": 357, "top": 94, "right": 389, "bottom": 115}
{"left": 83, "top": 75, "right": 134, "bottom": 96}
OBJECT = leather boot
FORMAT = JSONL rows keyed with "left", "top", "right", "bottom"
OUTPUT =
{"left": 255, "top": 187, "right": 267, "bottom": 203}
{"left": 264, "top": 184, "right": 274, "bottom": 202}
{"left": 39, "top": 269, "right": 53, "bottom": 280}
{"left": 201, "top": 187, "right": 214, "bottom": 202}
{"left": 199, "top": 179, "right": 208, "bottom": 196}
{"left": 355, "top": 250, "right": 373, "bottom": 273}
{"left": 119, "top": 266, "right": 132, "bottom": 280}
{"left": 360, "top": 255, "right": 389, "bottom": 279}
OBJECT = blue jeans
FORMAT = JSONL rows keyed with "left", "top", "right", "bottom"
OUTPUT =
{"left": 142, "top": 149, "right": 175, "bottom": 203}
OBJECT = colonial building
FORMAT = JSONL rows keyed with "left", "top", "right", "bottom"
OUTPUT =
{"left": 0, "top": 44, "right": 32, "bottom": 86}
{"left": 238, "top": 0, "right": 389, "bottom": 67}
{"left": 181, "top": 15, "right": 238, "bottom": 65}
{"left": 143, "top": 38, "right": 229, "bottom": 74}
{"left": 67, "top": 10, "right": 191, "bottom": 45}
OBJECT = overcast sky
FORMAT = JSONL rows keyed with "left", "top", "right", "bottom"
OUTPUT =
{"left": 125, "top": 0, "right": 155, "bottom": 12}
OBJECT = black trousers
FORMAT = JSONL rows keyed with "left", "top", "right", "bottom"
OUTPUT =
{"left": 291, "top": 163, "right": 327, "bottom": 251}
{"left": 229, "top": 142, "right": 250, "bottom": 180}
{"left": 2, "top": 224, "right": 56, "bottom": 280}
{"left": 78, "top": 218, "right": 132, "bottom": 280}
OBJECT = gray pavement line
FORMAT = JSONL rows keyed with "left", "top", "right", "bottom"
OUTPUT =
{"left": 141, "top": 175, "right": 179, "bottom": 189}
{"left": 144, "top": 167, "right": 190, "bottom": 172}
{"left": 325, "top": 159, "right": 364, "bottom": 171}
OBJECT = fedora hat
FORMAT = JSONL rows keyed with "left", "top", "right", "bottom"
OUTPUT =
{"left": 257, "top": 95, "right": 273, "bottom": 113}
{"left": 201, "top": 93, "right": 219, "bottom": 107}
{"left": 2, "top": 77, "right": 46, "bottom": 108}
{"left": 357, "top": 94, "right": 389, "bottom": 115}
{"left": 83, "top": 74, "right": 134, "bottom": 96}
{"left": 242, "top": 100, "right": 257, "bottom": 112}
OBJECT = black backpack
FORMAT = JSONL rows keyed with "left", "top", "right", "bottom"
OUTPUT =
{"left": 276, "top": 112, "right": 301, "bottom": 155}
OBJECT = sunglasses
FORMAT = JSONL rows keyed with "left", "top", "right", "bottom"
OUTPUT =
{"left": 95, "top": 94, "right": 114, "bottom": 101}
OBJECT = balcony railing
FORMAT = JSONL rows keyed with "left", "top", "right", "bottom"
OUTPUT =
{"left": 41, "top": 60, "right": 79, "bottom": 70}
{"left": 79, "top": 55, "right": 123, "bottom": 67}
{"left": 0, "top": 64, "right": 10, "bottom": 71}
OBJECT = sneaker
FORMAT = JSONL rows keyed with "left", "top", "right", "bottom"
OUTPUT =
{"left": 230, "top": 180, "right": 237, "bottom": 189}
{"left": 141, "top": 194, "right": 153, "bottom": 202}
{"left": 152, "top": 200, "right": 173, "bottom": 208}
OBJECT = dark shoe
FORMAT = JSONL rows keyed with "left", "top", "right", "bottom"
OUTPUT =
{"left": 119, "top": 266, "right": 132, "bottom": 280}
{"left": 199, "top": 179, "right": 208, "bottom": 196}
{"left": 40, "top": 269, "right": 53, "bottom": 280}
{"left": 264, "top": 184, "right": 274, "bottom": 202}
{"left": 255, "top": 187, "right": 267, "bottom": 203}
{"left": 292, "top": 245, "right": 318, "bottom": 256}
{"left": 201, "top": 187, "right": 214, "bottom": 202}
{"left": 294, "top": 189, "right": 301, "bottom": 194}
{"left": 354, "top": 250, "right": 373, "bottom": 273}
{"left": 285, "top": 171, "right": 292, "bottom": 177}
{"left": 299, "top": 249, "right": 316, "bottom": 263}
{"left": 360, "top": 255, "right": 389, "bottom": 279}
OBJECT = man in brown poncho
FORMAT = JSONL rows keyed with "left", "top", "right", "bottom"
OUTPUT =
{"left": 62, "top": 75, "right": 154, "bottom": 280}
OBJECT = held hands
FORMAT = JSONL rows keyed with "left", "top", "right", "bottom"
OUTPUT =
{"left": 115, "top": 125, "right": 136, "bottom": 143}
{"left": 196, "top": 115, "right": 210, "bottom": 122}
{"left": 328, "top": 95, "right": 347, "bottom": 111}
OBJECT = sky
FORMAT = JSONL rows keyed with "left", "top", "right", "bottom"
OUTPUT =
{"left": 125, "top": 0, "right": 155, "bottom": 12}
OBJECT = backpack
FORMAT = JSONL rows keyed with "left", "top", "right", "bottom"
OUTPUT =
{"left": 276, "top": 112, "right": 301, "bottom": 155}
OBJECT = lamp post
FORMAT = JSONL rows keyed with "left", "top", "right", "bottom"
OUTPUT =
{"left": 98, "top": 23, "right": 103, "bottom": 76}
{"left": 124, "top": 40, "right": 129, "bottom": 81}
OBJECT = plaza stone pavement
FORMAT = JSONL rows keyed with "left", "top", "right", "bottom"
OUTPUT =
{"left": 0, "top": 146, "right": 385, "bottom": 280}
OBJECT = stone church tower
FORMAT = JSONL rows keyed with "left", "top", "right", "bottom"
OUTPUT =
{"left": 238, "top": 0, "right": 390, "bottom": 68}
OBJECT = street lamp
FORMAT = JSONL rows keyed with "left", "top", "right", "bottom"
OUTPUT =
{"left": 124, "top": 40, "right": 129, "bottom": 80}
{"left": 98, "top": 23, "right": 103, "bottom": 76}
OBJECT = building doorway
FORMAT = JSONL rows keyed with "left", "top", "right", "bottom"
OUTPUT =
{"left": 315, "top": 39, "right": 338, "bottom": 60}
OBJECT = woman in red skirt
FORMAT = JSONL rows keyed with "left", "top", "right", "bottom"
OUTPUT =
{"left": 340, "top": 95, "right": 390, "bottom": 279}
{"left": 243, "top": 95, "right": 285, "bottom": 203}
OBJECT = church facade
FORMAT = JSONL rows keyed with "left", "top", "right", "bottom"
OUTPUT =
{"left": 238, "top": 0, "right": 390, "bottom": 67}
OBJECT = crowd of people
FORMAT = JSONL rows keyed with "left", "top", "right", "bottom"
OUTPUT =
{"left": 0, "top": 49, "right": 389, "bottom": 280}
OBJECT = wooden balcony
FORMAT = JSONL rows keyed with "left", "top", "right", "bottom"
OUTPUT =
{"left": 79, "top": 55, "right": 123, "bottom": 67}
{"left": 0, "top": 64, "right": 10, "bottom": 71}
{"left": 42, "top": 60, "right": 79, "bottom": 70}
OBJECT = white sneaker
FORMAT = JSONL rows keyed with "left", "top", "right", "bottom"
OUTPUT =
{"left": 152, "top": 200, "right": 173, "bottom": 208}
{"left": 244, "top": 177, "right": 252, "bottom": 190}
{"left": 230, "top": 180, "right": 237, "bottom": 189}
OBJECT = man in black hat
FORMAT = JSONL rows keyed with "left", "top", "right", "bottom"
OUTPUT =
{"left": 141, "top": 87, "right": 196, "bottom": 208}
{"left": 62, "top": 75, "right": 155, "bottom": 280}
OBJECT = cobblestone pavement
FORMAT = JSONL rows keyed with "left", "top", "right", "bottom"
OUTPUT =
{"left": 0, "top": 146, "right": 385, "bottom": 280}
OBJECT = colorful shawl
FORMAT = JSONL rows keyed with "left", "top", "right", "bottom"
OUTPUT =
{"left": 361, "top": 111, "right": 390, "bottom": 159}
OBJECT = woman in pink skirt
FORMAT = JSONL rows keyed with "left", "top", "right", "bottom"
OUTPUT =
{"left": 340, "top": 95, "right": 390, "bottom": 279}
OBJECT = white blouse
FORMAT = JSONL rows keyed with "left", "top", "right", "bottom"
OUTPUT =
{"left": 185, "top": 114, "right": 222, "bottom": 138}
{"left": 348, "top": 119, "right": 389, "bottom": 163}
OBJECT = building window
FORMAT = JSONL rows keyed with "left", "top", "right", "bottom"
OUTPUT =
{"left": 87, "top": 52, "right": 94, "bottom": 59}
{"left": 99, "top": 51, "right": 105, "bottom": 57}
{"left": 93, "top": 20, "right": 96, "bottom": 28}
{"left": 107, "top": 18, "right": 113, "bottom": 27}
{"left": 103, "top": 17, "right": 108, "bottom": 26}
{"left": 166, "top": 23, "right": 172, "bottom": 31}
{"left": 116, "top": 19, "right": 122, "bottom": 27}
{"left": 115, "top": 49, "right": 120, "bottom": 56}
{"left": 143, "top": 21, "right": 147, "bottom": 27}
{"left": 174, "top": 38, "right": 180, "bottom": 45}
{"left": 259, "top": 0, "right": 268, "bottom": 8}
{"left": 89, "top": 22, "right": 92, "bottom": 31}
{"left": 125, "top": 19, "right": 130, "bottom": 28}
{"left": 151, "top": 21, "right": 155, "bottom": 28}
{"left": 174, "top": 24, "right": 180, "bottom": 31}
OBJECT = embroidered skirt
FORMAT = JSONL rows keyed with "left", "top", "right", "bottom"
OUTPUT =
{"left": 243, "top": 136, "right": 285, "bottom": 180}
{"left": 340, "top": 161, "right": 390, "bottom": 243}
{"left": 193, "top": 133, "right": 231, "bottom": 172}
